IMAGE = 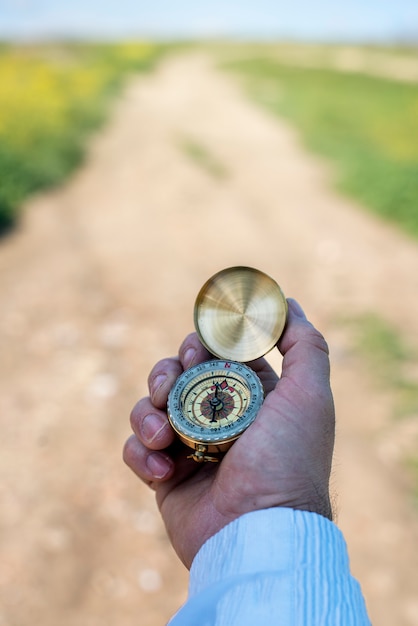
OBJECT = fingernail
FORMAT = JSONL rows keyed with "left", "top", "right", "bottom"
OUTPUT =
{"left": 142, "top": 413, "right": 167, "bottom": 444}
{"left": 150, "top": 374, "right": 166, "bottom": 396}
{"left": 288, "top": 299, "right": 306, "bottom": 319}
{"left": 146, "top": 452, "right": 171, "bottom": 479}
{"left": 184, "top": 347, "right": 196, "bottom": 367}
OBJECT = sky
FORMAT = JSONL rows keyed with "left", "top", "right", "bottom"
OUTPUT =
{"left": 0, "top": 0, "right": 417, "bottom": 43}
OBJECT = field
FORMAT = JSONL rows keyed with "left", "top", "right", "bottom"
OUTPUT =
{"left": 223, "top": 48, "right": 418, "bottom": 238}
{"left": 2, "top": 42, "right": 418, "bottom": 238}
{"left": 0, "top": 42, "right": 163, "bottom": 233}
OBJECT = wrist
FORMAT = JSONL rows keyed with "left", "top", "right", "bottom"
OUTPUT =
{"left": 292, "top": 495, "right": 333, "bottom": 522}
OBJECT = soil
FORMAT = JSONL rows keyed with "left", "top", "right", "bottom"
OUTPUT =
{"left": 0, "top": 52, "right": 417, "bottom": 626}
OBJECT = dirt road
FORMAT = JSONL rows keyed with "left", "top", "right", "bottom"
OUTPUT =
{"left": 1, "top": 52, "right": 417, "bottom": 626}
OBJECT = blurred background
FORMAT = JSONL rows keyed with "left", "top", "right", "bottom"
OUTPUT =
{"left": 0, "top": 2, "right": 417, "bottom": 625}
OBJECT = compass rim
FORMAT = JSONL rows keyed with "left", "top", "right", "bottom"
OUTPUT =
{"left": 167, "top": 359, "right": 263, "bottom": 445}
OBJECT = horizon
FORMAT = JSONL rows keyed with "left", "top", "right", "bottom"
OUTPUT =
{"left": 1, "top": 1, "right": 417, "bottom": 45}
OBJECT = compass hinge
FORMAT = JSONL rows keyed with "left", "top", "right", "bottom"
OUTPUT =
{"left": 188, "top": 445, "right": 220, "bottom": 463}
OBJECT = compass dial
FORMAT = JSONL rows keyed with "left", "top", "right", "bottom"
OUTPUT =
{"left": 167, "top": 360, "right": 264, "bottom": 450}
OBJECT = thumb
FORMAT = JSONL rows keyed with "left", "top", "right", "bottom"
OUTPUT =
{"left": 277, "top": 299, "right": 332, "bottom": 400}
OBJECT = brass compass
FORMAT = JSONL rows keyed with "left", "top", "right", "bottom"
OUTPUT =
{"left": 167, "top": 267, "right": 287, "bottom": 462}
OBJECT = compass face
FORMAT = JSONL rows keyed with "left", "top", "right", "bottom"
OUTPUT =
{"left": 167, "top": 360, "right": 264, "bottom": 447}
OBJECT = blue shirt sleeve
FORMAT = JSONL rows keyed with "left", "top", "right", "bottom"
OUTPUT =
{"left": 169, "top": 508, "right": 371, "bottom": 625}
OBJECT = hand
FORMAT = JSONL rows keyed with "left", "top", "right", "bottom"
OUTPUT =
{"left": 123, "top": 299, "right": 335, "bottom": 569}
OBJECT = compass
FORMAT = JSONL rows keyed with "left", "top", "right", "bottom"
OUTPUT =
{"left": 167, "top": 266, "right": 287, "bottom": 462}
{"left": 167, "top": 359, "right": 264, "bottom": 461}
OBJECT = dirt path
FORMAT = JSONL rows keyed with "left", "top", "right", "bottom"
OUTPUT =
{"left": 1, "top": 52, "right": 417, "bottom": 626}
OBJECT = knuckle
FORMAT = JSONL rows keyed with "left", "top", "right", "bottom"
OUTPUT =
{"left": 309, "top": 327, "right": 330, "bottom": 356}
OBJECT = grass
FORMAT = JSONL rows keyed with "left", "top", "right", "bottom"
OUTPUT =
{"left": 178, "top": 135, "right": 228, "bottom": 179}
{"left": 346, "top": 312, "right": 418, "bottom": 500}
{"left": 406, "top": 457, "right": 418, "bottom": 506}
{"left": 351, "top": 313, "right": 409, "bottom": 374}
{"left": 347, "top": 312, "right": 418, "bottom": 417}
{"left": 224, "top": 55, "right": 418, "bottom": 238}
{"left": 0, "top": 42, "right": 164, "bottom": 234}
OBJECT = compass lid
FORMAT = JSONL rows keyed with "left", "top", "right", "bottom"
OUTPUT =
{"left": 194, "top": 266, "right": 288, "bottom": 362}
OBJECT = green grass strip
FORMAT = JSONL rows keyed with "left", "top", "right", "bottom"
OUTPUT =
{"left": 178, "top": 135, "right": 228, "bottom": 179}
{"left": 225, "top": 57, "right": 418, "bottom": 238}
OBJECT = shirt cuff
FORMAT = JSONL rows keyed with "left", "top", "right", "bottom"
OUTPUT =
{"left": 189, "top": 508, "right": 341, "bottom": 594}
{"left": 184, "top": 507, "right": 370, "bottom": 624}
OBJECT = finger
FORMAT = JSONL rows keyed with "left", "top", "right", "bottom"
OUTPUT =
{"left": 274, "top": 298, "right": 332, "bottom": 407}
{"left": 148, "top": 356, "right": 183, "bottom": 409}
{"left": 279, "top": 298, "right": 330, "bottom": 376}
{"left": 123, "top": 434, "right": 175, "bottom": 484}
{"left": 178, "top": 332, "right": 212, "bottom": 369}
{"left": 130, "top": 397, "right": 176, "bottom": 450}
{"left": 147, "top": 333, "right": 213, "bottom": 409}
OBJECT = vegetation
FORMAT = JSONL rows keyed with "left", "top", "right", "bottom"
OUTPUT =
{"left": 348, "top": 312, "right": 418, "bottom": 416}
{"left": 224, "top": 56, "right": 418, "bottom": 238}
{"left": 351, "top": 312, "right": 418, "bottom": 493}
{"left": 178, "top": 135, "right": 228, "bottom": 179}
{"left": 344, "top": 312, "right": 418, "bottom": 501}
{"left": 0, "top": 42, "right": 163, "bottom": 233}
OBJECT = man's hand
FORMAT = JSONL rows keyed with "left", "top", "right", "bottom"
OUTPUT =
{"left": 123, "top": 299, "right": 335, "bottom": 569}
